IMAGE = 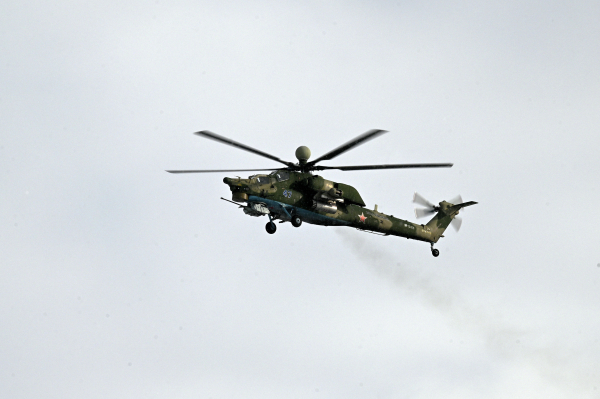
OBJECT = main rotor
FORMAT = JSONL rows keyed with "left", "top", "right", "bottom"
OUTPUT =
{"left": 166, "top": 129, "right": 453, "bottom": 174}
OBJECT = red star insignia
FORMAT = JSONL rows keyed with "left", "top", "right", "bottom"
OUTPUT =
{"left": 358, "top": 212, "right": 367, "bottom": 223}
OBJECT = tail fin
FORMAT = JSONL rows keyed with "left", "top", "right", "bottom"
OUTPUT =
{"left": 425, "top": 200, "right": 477, "bottom": 241}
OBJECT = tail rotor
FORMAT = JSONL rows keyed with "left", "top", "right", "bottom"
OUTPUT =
{"left": 413, "top": 192, "right": 467, "bottom": 232}
{"left": 413, "top": 192, "right": 439, "bottom": 219}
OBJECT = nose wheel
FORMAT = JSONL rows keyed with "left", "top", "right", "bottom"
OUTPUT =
{"left": 430, "top": 243, "right": 440, "bottom": 257}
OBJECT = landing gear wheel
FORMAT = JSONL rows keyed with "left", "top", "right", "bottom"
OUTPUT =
{"left": 291, "top": 215, "right": 302, "bottom": 228}
{"left": 265, "top": 221, "right": 277, "bottom": 234}
{"left": 431, "top": 248, "right": 440, "bottom": 257}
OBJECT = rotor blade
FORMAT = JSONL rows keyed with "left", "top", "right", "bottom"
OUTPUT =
{"left": 166, "top": 168, "right": 282, "bottom": 174}
{"left": 415, "top": 207, "right": 436, "bottom": 219}
{"left": 448, "top": 195, "right": 463, "bottom": 205}
{"left": 451, "top": 216, "right": 462, "bottom": 232}
{"left": 413, "top": 192, "right": 435, "bottom": 208}
{"left": 307, "top": 129, "right": 388, "bottom": 166}
{"left": 314, "top": 163, "right": 453, "bottom": 171}
{"left": 194, "top": 131, "right": 294, "bottom": 167}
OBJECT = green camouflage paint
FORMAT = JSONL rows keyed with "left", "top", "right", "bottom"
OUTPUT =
{"left": 224, "top": 170, "right": 476, "bottom": 244}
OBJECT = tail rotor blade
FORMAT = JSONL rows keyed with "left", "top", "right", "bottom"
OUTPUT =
{"left": 451, "top": 216, "right": 462, "bottom": 232}
{"left": 448, "top": 195, "right": 463, "bottom": 205}
{"left": 415, "top": 208, "right": 436, "bottom": 219}
{"left": 413, "top": 192, "right": 434, "bottom": 208}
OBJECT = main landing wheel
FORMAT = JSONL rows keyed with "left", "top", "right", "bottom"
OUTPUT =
{"left": 265, "top": 221, "right": 277, "bottom": 234}
{"left": 291, "top": 215, "right": 302, "bottom": 228}
{"left": 431, "top": 248, "right": 440, "bottom": 257}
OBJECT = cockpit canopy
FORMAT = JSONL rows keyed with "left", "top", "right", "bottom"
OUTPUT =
{"left": 271, "top": 170, "right": 290, "bottom": 182}
{"left": 255, "top": 175, "right": 270, "bottom": 185}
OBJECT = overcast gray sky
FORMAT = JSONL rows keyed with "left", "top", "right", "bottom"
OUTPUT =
{"left": 2, "top": 1, "right": 600, "bottom": 398}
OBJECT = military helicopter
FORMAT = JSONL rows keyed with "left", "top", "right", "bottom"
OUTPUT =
{"left": 167, "top": 129, "right": 477, "bottom": 257}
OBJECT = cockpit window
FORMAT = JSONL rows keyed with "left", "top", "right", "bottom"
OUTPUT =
{"left": 256, "top": 176, "right": 270, "bottom": 185}
{"left": 273, "top": 171, "right": 290, "bottom": 182}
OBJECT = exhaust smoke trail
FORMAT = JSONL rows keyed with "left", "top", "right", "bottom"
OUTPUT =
{"left": 335, "top": 229, "right": 599, "bottom": 398}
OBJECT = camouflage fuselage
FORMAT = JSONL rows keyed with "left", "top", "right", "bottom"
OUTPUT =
{"left": 224, "top": 170, "right": 444, "bottom": 243}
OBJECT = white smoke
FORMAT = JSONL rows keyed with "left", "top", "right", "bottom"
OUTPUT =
{"left": 336, "top": 228, "right": 599, "bottom": 398}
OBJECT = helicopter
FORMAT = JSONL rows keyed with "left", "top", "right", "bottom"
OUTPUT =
{"left": 167, "top": 129, "right": 477, "bottom": 257}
